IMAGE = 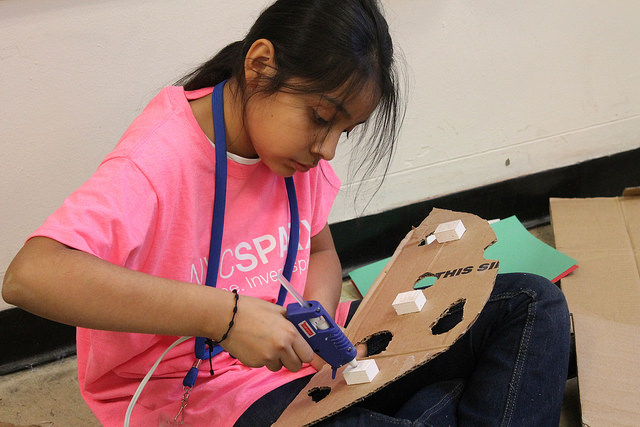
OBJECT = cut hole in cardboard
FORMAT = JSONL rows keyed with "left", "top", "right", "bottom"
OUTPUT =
{"left": 431, "top": 299, "right": 466, "bottom": 335}
{"left": 414, "top": 273, "right": 437, "bottom": 290}
{"left": 308, "top": 386, "right": 331, "bottom": 403}
{"left": 359, "top": 330, "right": 393, "bottom": 357}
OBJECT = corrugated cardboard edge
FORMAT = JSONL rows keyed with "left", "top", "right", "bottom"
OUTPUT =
{"left": 274, "top": 208, "right": 497, "bottom": 426}
{"left": 550, "top": 187, "right": 640, "bottom": 427}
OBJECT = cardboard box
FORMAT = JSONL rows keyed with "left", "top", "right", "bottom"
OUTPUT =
{"left": 550, "top": 187, "right": 640, "bottom": 426}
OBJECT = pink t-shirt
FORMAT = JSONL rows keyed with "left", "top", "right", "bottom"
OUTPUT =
{"left": 31, "top": 86, "right": 347, "bottom": 426}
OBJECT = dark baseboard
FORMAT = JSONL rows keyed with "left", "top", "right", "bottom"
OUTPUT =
{"left": 1, "top": 146, "right": 638, "bottom": 375}
{"left": 0, "top": 307, "right": 76, "bottom": 375}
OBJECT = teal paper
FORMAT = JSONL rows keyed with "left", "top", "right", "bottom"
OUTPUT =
{"left": 485, "top": 216, "right": 577, "bottom": 282}
{"left": 349, "top": 258, "right": 390, "bottom": 297}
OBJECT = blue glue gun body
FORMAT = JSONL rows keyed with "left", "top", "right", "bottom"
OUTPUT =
{"left": 286, "top": 300, "right": 357, "bottom": 379}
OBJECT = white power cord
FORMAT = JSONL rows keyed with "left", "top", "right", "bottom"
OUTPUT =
{"left": 124, "top": 335, "right": 192, "bottom": 427}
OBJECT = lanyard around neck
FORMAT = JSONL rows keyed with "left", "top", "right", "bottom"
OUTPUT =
{"left": 193, "top": 80, "right": 299, "bottom": 361}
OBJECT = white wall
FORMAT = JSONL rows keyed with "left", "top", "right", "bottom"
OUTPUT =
{"left": 330, "top": 0, "right": 640, "bottom": 219}
{"left": 2, "top": 0, "right": 639, "bottom": 310}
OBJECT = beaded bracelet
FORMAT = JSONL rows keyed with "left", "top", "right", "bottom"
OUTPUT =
{"left": 216, "top": 289, "right": 239, "bottom": 345}
{"left": 205, "top": 290, "right": 239, "bottom": 376}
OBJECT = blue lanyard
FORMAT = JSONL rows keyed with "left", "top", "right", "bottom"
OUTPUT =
{"left": 185, "top": 80, "right": 299, "bottom": 387}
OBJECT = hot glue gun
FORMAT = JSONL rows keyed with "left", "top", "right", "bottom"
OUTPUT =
{"left": 278, "top": 275, "right": 358, "bottom": 379}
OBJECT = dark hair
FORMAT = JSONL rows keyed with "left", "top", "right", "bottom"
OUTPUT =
{"left": 176, "top": 0, "right": 404, "bottom": 186}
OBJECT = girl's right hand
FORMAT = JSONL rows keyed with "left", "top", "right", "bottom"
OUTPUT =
{"left": 219, "top": 294, "right": 315, "bottom": 373}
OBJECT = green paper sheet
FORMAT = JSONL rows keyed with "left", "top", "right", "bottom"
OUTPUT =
{"left": 348, "top": 216, "right": 578, "bottom": 298}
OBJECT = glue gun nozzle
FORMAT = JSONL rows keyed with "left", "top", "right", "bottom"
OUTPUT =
{"left": 348, "top": 358, "right": 358, "bottom": 369}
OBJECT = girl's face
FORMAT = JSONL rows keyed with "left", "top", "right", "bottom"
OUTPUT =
{"left": 239, "top": 80, "right": 380, "bottom": 177}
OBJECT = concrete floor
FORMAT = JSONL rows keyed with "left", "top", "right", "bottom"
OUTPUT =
{"left": 0, "top": 356, "right": 99, "bottom": 426}
{"left": 0, "top": 225, "right": 581, "bottom": 426}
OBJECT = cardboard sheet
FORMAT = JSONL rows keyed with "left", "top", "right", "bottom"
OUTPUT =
{"left": 550, "top": 189, "right": 640, "bottom": 426}
{"left": 350, "top": 216, "right": 577, "bottom": 297}
{"left": 275, "top": 208, "right": 498, "bottom": 426}
{"left": 571, "top": 313, "right": 640, "bottom": 425}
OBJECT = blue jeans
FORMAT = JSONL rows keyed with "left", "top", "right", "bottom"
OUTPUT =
{"left": 235, "top": 273, "right": 571, "bottom": 426}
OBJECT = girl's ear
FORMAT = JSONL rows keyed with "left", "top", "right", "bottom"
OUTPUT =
{"left": 244, "top": 39, "right": 277, "bottom": 87}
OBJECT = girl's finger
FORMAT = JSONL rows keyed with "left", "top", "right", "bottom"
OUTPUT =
{"left": 265, "top": 359, "right": 284, "bottom": 372}
{"left": 279, "top": 346, "right": 303, "bottom": 373}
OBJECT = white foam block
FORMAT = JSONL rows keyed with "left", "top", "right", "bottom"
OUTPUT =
{"left": 392, "top": 290, "right": 427, "bottom": 315}
{"left": 343, "top": 359, "right": 379, "bottom": 385}
{"left": 434, "top": 219, "right": 466, "bottom": 243}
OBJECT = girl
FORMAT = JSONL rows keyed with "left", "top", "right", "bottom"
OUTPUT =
{"left": 2, "top": 0, "right": 570, "bottom": 425}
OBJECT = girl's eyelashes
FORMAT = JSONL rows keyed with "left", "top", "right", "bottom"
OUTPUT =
{"left": 312, "top": 109, "right": 330, "bottom": 126}
{"left": 312, "top": 107, "right": 361, "bottom": 138}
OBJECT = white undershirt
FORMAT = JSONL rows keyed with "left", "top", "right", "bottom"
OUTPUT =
{"left": 207, "top": 137, "right": 261, "bottom": 165}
